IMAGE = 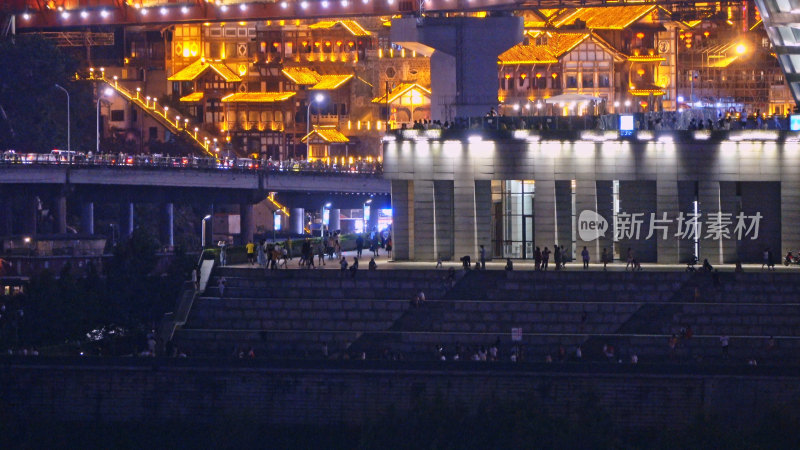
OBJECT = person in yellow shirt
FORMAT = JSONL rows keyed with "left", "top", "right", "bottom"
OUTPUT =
{"left": 246, "top": 241, "right": 256, "bottom": 265}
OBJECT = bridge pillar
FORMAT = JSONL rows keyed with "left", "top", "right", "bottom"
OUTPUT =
{"left": 391, "top": 16, "right": 523, "bottom": 121}
{"left": 291, "top": 208, "right": 305, "bottom": 235}
{"left": 120, "top": 202, "right": 134, "bottom": 239}
{"left": 160, "top": 203, "right": 174, "bottom": 248}
{"left": 54, "top": 192, "right": 67, "bottom": 234}
{"left": 80, "top": 202, "right": 94, "bottom": 235}
{"left": 367, "top": 203, "right": 380, "bottom": 235}
{"left": 329, "top": 209, "right": 341, "bottom": 233}
{"left": 240, "top": 203, "right": 255, "bottom": 244}
{"left": 21, "top": 195, "right": 37, "bottom": 236}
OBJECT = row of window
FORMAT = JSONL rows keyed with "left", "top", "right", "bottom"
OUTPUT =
{"left": 500, "top": 73, "right": 611, "bottom": 90}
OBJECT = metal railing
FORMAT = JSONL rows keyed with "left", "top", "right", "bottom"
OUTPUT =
{"left": 0, "top": 153, "right": 383, "bottom": 175}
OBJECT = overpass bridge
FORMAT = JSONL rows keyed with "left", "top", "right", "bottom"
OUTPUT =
{"left": 0, "top": 160, "right": 390, "bottom": 244}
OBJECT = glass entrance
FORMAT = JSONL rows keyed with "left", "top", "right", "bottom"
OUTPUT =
{"left": 498, "top": 180, "right": 536, "bottom": 259}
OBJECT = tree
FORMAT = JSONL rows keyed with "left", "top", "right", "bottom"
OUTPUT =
{"left": 0, "top": 35, "right": 94, "bottom": 152}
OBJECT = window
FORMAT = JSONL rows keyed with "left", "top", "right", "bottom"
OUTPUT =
{"left": 582, "top": 75, "right": 594, "bottom": 88}
{"left": 599, "top": 74, "right": 610, "bottom": 88}
{"left": 149, "top": 127, "right": 158, "bottom": 141}
{"left": 567, "top": 76, "right": 578, "bottom": 88}
{"left": 111, "top": 110, "right": 124, "bottom": 122}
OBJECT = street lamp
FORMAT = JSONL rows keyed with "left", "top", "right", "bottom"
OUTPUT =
{"left": 97, "top": 87, "right": 113, "bottom": 153}
{"left": 53, "top": 83, "right": 71, "bottom": 156}
{"left": 306, "top": 92, "right": 326, "bottom": 145}
{"left": 201, "top": 214, "right": 212, "bottom": 248}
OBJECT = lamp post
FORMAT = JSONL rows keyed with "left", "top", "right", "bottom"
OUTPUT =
{"left": 306, "top": 93, "right": 326, "bottom": 158}
{"left": 201, "top": 214, "right": 212, "bottom": 249}
{"left": 53, "top": 84, "right": 71, "bottom": 156}
{"left": 96, "top": 87, "right": 113, "bottom": 154}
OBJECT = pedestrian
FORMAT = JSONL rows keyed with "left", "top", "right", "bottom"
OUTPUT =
{"left": 356, "top": 234, "right": 364, "bottom": 258}
{"left": 350, "top": 257, "right": 359, "bottom": 278}
{"left": 369, "top": 258, "right": 377, "bottom": 270}
{"left": 768, "top": 248, "right": 775, "bottom": 271}
{"left": 386, "top": 237, "right": 393, "bottom": 259}
{"left": 542, "top": 247, "right": 550, "bottom": 271}
{"left": 601, "top": 248, "right": 609, "bottom": 271}
{"left": 626, "top": 248, "right": 634, "bottom": 271}
{"left": 340, "top": 256, "right": 348, "bottom": 272}
{"left": 257, "top": 240, "right": 266, "bottom": 267}
{"left": 317, "top": 240, "right": 326, "bottom": 266}
{"left": 246, "top": 240, "right": 255, "bottom": 265}
{"left": 762, "top": 248, "right": 770, "bottom": 270}
{"left": 553, "top": 244, "right": 561, "bottom": 270}
{"left": 534, "top": 246, "right": 541, "bottom": 271}
{"left": 479, "top": 245, "right": 486, "bottom": 270}
{"left": 436, "top": 256, "right": 443, "bottom": 269}
{"left": 560, "top": 245, "right": 568, "bottom": 269}
{"left": 286, "top": 238, "right": 293, "bottom": 260}
{"left": 505, "top": 258, "right": 513, "bottom": 271}
{"left": 219, "top": 241, "right": 228, "bottom": 266}
{"left": 218, "top": 276, "right": 226, "bottom": 298}
{"left": 581, "top": 246, "right": 590, "bottom": 270}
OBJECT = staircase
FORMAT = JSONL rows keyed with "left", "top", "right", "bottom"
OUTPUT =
{"left": 80, "top": 72, "right": 219, "bottom": 157}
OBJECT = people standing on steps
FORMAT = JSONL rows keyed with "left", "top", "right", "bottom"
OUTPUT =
{"left": 369, "top": 258, "right": 377, "bottom": 270}
{"left": 534, "top": 246, "right": 542, "bottom": 271}
{"left": 601, "top": 248, "right": 610, "bottom": 271}
{"left": 479, "top": 245, "right": 486, "bottom": 270}
{"left": 542, "top": 247, "right": 550, "bottom": 270}
{"left": 257, "top": 240, "right": 266, "bottom": 267}
{"left": 356, "top": 234, "right": 364, "bottom": 258}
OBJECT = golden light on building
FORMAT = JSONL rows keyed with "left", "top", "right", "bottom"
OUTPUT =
{"left": 636, "top": 32, "right": 644, "bottom": 39}
{"left": 736, "top": 43, "right": 746, "bottom": 54}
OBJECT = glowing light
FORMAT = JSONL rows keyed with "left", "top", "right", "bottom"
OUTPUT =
{"left": 159, "top": 7, "right": 167, "bottom": 15}
{"left": 141, "top": 8, "right": 148, "bottom": 16}
{"left": 341, "top": 0, "right": 349, "bottom": 5}
{"left": 281, "top": 2, "right": 288, "bottom": 8}
{"left": 80, "top": 11, "right": 89, "bottom": 19}
{"left": 22, "top": 13, "right": 30, "bottom": 20}
{"left": 636, "top": 32, "right": 644, "bottom": 39}
{"left": 301, "top": 1, "right": 308, "bottom": 9}
{"left": 736, "top": 44, "right": 746, "bottom": 54}
{"left": 61, "top": 11, "right": 70, "bottom": 19}
{"left": 624, "top": 100, "right": 631, "bottom": 107}
{"left": 100, "top": 9, "right": 109, "bottom": 18}
{"left": 322, "top": 0, "right": 329, "bottom": 7}
{"left": 181, "top": 6, "right": 189, "bottom": 14}
{"left": 240, "top": 4, "right": 248, "bottom": 11}
{"left": 220, "top": 5, "right": 228, "bottom": 11}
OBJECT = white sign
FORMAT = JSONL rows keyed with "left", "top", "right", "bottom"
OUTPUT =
{"left": 511, "top": 328, "right": 523, "bottom": 342}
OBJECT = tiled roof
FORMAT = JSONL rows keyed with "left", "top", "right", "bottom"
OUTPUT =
{"left": 282, "top": 67, "right": 321, "bottom": 85}
{"left": 553, "top": 5, "right": 656, "bottom": 30}
{"left": 221, "top": 92, "right": 296, "bottom": 103}
{"left": 371, "top": 83, "right": 431, "bottom": 103}
{"left": 179, "top": 92, "right": 204, "bottom": 102}
{"left": 310, "top": 74, "right": 354, "bottom": 90}
{"left": 499, "top": 32, "right": 589, "bottom": 65}
{"left": 309, "top": 20, "right": 371, "bottom": 36}
{"left": 168, "top": 59, "right": 242, "bottom": 82}
{"left": 301, "top": 126, "right": 350, "bottom": 143}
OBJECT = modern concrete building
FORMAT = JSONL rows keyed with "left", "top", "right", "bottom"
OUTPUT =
{"left": 384, "top": 128, "right": 799, "bottom": 263}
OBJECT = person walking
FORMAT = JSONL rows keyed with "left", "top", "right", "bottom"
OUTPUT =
{"left": 257, "top": 240, "right": 266, "bottom": 267}
{"left": 317, "top": 240, "right": 326, "bottom": 266}
{"left": 534, "top": 246, "right": 542, "bottom": 271}
{"left": 581, "top": 246, "right": 590, "bottom": 270}
{"left": 219, "top": 241, "right": 228, "bottom": 266}
{"left": 218, "top": 277, "right": 226, "bottom": 298}
{"left": 386, "top": 237, "right": 393, "bottom": 259}
{"left": 479, "top": 245, "right": 486, "bottom": 270}
{"left": 601, "top": 248, "right": 610, "bottom": 271}
{"left": 626, "top": 248, "right": 634, "bottom": 271}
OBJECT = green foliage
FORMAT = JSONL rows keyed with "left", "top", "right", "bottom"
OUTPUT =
{"left": 10, "top": 228, "right": 193, "bottom": 351}
{"left": 0, "top": 35, "right": 95, "bottom": 153}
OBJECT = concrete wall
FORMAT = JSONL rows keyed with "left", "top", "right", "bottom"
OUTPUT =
{"left": 3, "top": 359, "right": 800, "bottom": 432}
{"left": 384, "top": 130, "right": 800, "bottom": 262}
